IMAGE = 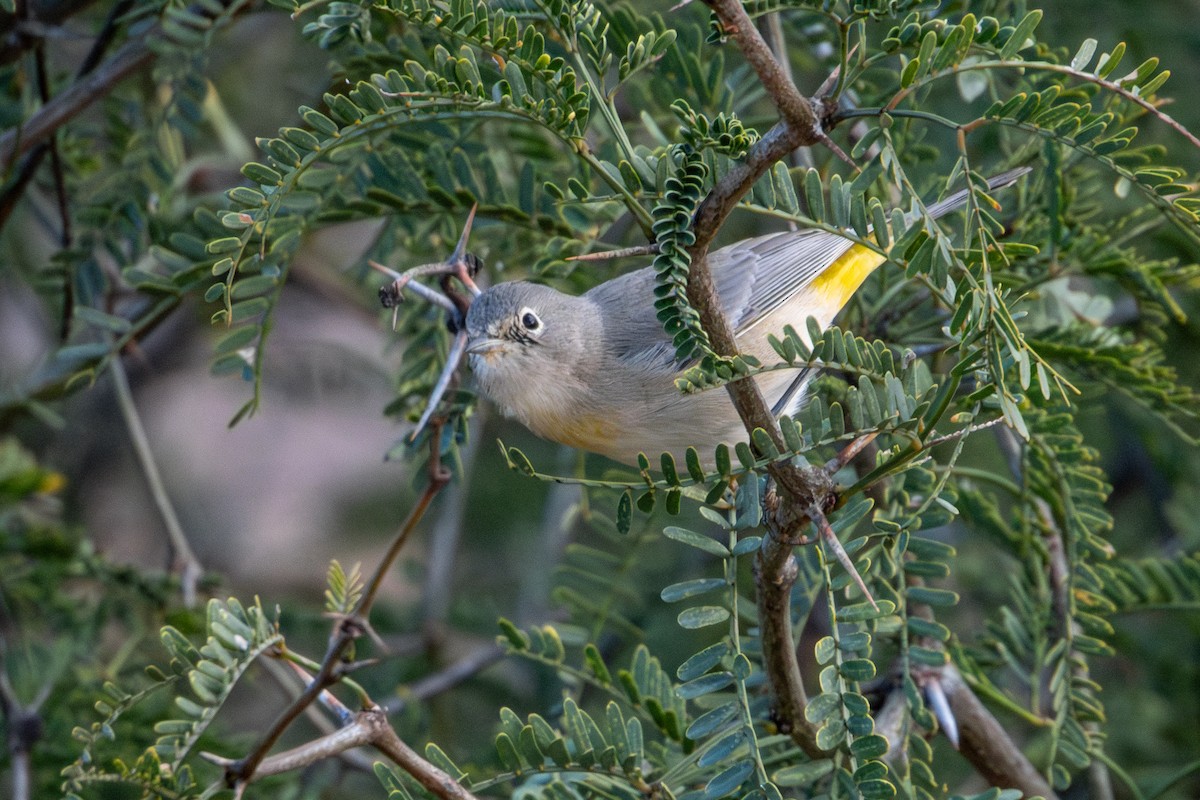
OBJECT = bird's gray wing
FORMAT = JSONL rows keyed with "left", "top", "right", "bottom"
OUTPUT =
{"left": 710, "top": 228, "right": 858, "bottom": 331}
{"left": 583, "top": 267, "right": 676, "bottom": 368}
{"left": 583, "top": 229, "right": 858, "bottom": 368}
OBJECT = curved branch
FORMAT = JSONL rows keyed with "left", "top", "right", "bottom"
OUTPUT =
{"left": 0, "top": 36, "right": 152, "bottom": 169}
{"left": 942, "top": 666, "right": 1058, "bottom": 800}
{"left": 207, "top": 708, "right": 480, "bottom": 800}
{"left": 888, "top": 58, "right": 1200, "bottom": 152}
{"left": 691, "top": 0, "right": 844, "bottom": 758}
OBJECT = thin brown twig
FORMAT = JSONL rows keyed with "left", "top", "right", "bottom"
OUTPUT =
{"left": 565, "top": 243, "right": 660, "bottom": 262}
{"left": 256, "top": 656, "right": 376, "bottom": 772}
{"left": 225, "top": 428, "right": 453, "bottom": 790}
{"left": 109, "top": 351, "right": 204, "bottom": 607}
{"left": 209, "top": 707, "right": 479, "bottom": 800}
{"left": 689, "top": 0, "right": 835, "bottom": 470}
{"left": 757, "top": 12, "right": 814, "bottom": 173}
{"left": 823, "top": 431, "right": 880, "bottom": 473}
{"left": 385, "top": 644, "right": 506, "bottom": 716}
{"left": 704, "top": 0, "right": 815, "bottom": 138}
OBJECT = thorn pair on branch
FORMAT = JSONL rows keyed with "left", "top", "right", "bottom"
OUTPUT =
{"left": 371, "top": 205, "right": 484, "bottom": 443}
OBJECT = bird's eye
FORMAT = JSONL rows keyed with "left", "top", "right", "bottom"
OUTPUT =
{"left": 520, "top": 308, "right": 541, "bottom": 331}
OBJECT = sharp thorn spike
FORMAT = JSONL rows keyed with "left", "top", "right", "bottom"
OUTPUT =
{"left": 812, "top": 504, "right": 878, "bottom": 610}
{"left": 450, "top": 203, "right": 478, "bottom": 263}
{"left": 924, "top": 677, "right": 959, "bottom": 748}
{"left": 408, "top": 328, "right": 469, "bottom": 443}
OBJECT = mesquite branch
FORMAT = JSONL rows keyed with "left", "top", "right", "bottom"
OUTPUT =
{"left": 689, "top": 0, "right": 841, "bottom": 758}
{"left": 688, "top": 0, "right": 1055, "bottom": 789}
{"left": 216, "top": 428, "right": 475, "bottom": 800}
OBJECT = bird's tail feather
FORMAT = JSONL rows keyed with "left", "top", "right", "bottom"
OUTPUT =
{"left": 925, "top": 166, "right": 1033, "bottom": 220}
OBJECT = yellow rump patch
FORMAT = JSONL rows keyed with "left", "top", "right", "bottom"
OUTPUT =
{"left": 807, "top": 244, "right": 888, "bottom": 314}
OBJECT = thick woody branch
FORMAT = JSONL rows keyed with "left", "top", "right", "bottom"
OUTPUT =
{"left": 942, "top": 666, "right": 1057, "bottom": 799}
{"left": 207, "top": 709, "right": 480, "bottom": 800}
{"left": 700, "top": 0, "right": 818, "bottom": 142}
{"left": 688, "top": 0, "right": 833, "bottom": 469}
{"left": 754, "top": 514, "right": 823, "bottom": 758}
{"left": 688, "top": 0, "right": 839, "bottom": 756}
{"left": 372, "top": 712, "right": 480, "bottom": 800}
{"left": 685, "top": 7, "right": 1063, "bottom": 792}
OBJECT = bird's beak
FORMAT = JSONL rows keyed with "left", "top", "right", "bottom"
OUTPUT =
{"left": 466, "top": 337, "right": 506, "bottom": 357}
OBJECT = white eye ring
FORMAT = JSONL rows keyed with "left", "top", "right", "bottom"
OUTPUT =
{"left": 519, "top": 307, "right": 541, "bottom": 332}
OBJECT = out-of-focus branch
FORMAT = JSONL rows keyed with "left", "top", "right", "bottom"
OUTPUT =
{"left": 384, "top": 644, "right": 505, "bottom": 717}
{"left": 0, "top": 0, "right": 99, "bottom": 64}
{"left": 942, "top": 666, "right": 1057, "bottom": 799}
{"left": 109, "top": 352, "right": 204, "bottom": 606}
{"left": 0, "top": 35, "right": 152, "bottom": 168}
{"left": 223, "top": 430, "right": 454, "bottom": 793}
{"left": 0, "top": 658, "right": 55, "bottom": 800}
{"left": 0, "top": 0, "right": 243, "bottom": 169}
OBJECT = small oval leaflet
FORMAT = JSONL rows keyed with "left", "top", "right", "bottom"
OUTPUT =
{"left": 663, "top": 526, "right": 730, "bottom": 557}
{"left": 836, "top": 600, "right": 896, "bottom": 622}
{"left": 850, "top": 733, "right": 890, "bottom": 760}
{"left": 814, "top": 636, "right": 836, "bottom": 665}
{"left": 703, "top": 758, "right": 755, "bottom": 800}
{"left": 732, "top": 535, "right": 762, "bottom": 556}
{"left": 676, "top": 671, "right": 734, "bottom": 700}
{"left": 773, "top": 758, "right": 835, "bottom": 787}
{"left": 660, "top": 578, "right": 726, "bottom": 603}
{"left": 677, "top": 605, "right": 730, "bottom": 630}
{"left": 676, "top": 640, "right": 730, "bottom": 682}
{"left": 685, "top": 700, "right": 740, "bottom": 740}
{"left": 697, "top": 728, "right": 744, "bottom": 768}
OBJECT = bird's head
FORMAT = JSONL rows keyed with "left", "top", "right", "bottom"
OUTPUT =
{"left": 464, "top": 282, "right": 594, "bottom": 419}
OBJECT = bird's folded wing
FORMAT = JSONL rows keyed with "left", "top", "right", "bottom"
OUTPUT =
{"left": 711, "top": 229, "right": 859, "bottom": 332}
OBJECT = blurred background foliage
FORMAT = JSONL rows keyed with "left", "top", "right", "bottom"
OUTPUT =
{"left": 0, "top": 0, "right": 1198, "bottom": 799}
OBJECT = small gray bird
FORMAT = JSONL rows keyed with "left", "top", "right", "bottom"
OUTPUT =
{"left": 464, "top": 170, "right": 1028, "bottom": 465}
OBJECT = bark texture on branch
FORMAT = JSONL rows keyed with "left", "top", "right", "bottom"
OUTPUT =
{"left": 688, "top": 3, "right": 1059, "bottom": 792}
{"left": 690, "top": 0, "right": 839, "bottom": 756}
{"left": 942, "top": 667, "right": 1057, "bottom": 799}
